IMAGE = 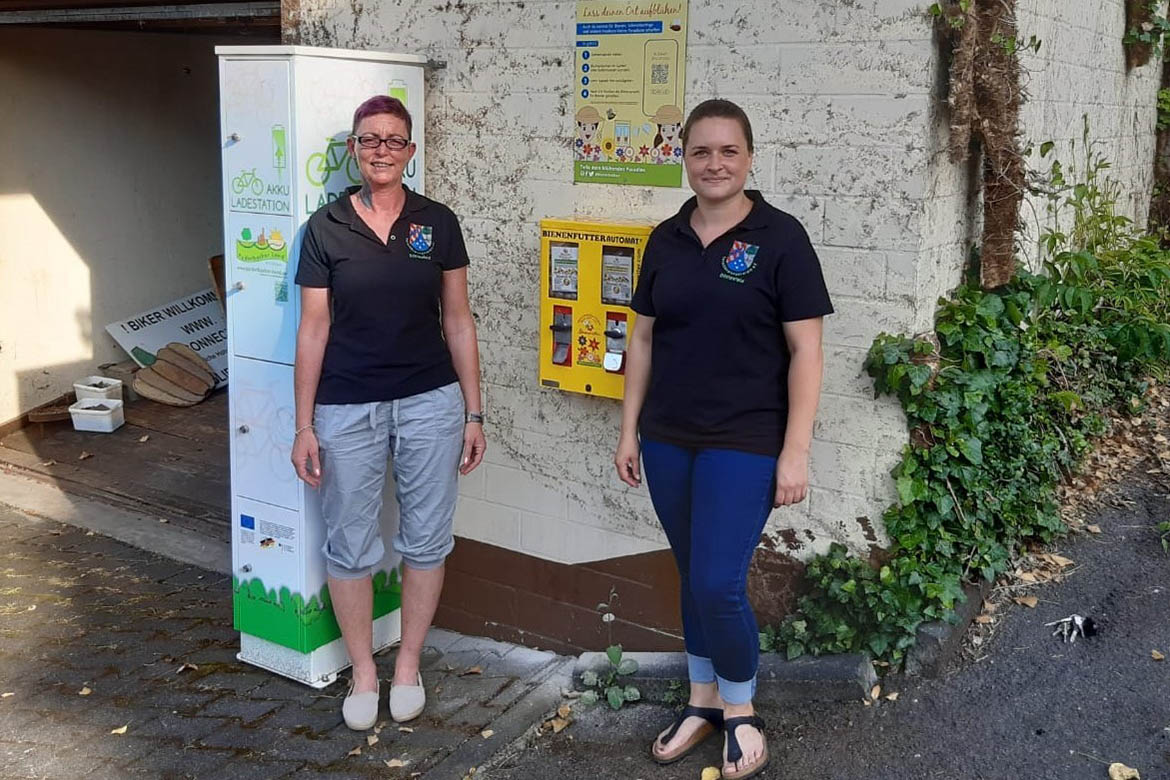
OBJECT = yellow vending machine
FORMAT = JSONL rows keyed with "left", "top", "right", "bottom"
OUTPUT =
{"left": 538, "top": 218, "right": 653, "bottom": 399}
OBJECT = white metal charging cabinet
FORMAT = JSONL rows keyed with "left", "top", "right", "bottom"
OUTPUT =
{"left": 217, "top": 45, "right": 426, "bottom": 687}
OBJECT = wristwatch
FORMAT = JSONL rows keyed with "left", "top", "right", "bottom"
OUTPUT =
{"left": 465, "top": 411, "right": 485, "bottom": 424}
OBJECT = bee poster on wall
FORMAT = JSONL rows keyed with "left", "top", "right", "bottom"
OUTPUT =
{"left": 573, "top": 1, "right": 688, "bottom": 187}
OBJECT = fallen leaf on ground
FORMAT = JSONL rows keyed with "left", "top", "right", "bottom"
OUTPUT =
{"left": 1086, "top": 525, "right": 1102, "bottom": 534}
{"left": 176, "top": 663, "right": 198, "bottom": 674}
{"left": 385, "top": 758, "right": 409, "bottom": 768}
{"left": 138, "top": 435, "right": 150, "bottom": 443}
{"left": 367, "top": 735, "right": 379, "bottom": 747}
{"left": 870, "top": 684, "right": 881, "bottom": 700}
{"left": 78, "top": 451, "right": 93, "bottom": 460}
{"left": 1047, "top": 554, "right": 1074, "bottom": 567}
{"left": 1152, "top": 650, "right": 1165, "bottom": 661}
{"left": 1013, "top": 595, "right": 1039, "bottom": 608}
{"left": 556, "top": 704, "right": 572, "bottom": 719}
{"left": 885, "top": 692, "right": 900, "bottom": 701}
{"left": 549, "top": 716, "right": 570, "bottom": 733}
{"left": 398, "top": 726, "right": 414, "bottom": 733}
{"left": 78, "top": 687, "right": 92, "bottom": 696}
{"left": 975, "top": 614, "right": 994, "bottom": 624}
{"left": 1108, "top": 763, "right": 1140, "bottom": 780}
{"left": 26, "top": 605, "right": 35, "bottom": 612}
{"left": 347, "top": 746, "right": 362, "bottom": 757}
{"left": 1017, "top": 571, "right": 1039, "bottom": 584}
{"left": 461, "top": 666, "right": 483, "bottom": 676}
{"left": 701, "top": 767, "right": 722, "bottom": 780}
{"left": 480, "top": 729, "right": 494, "bottom": 739}
{"left": 110, "top": 725, "right": 128, "bottom": 735}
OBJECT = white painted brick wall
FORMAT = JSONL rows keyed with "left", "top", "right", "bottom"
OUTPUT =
{"left": 290, "top": 0, "right": 1157, "bottom": 565}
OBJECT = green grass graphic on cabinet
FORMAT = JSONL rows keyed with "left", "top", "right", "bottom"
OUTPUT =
{"left": 233, "top": 569, "right": 402, "bottom": 653}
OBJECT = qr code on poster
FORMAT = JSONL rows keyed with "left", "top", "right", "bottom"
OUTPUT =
{"left": 651, "top": 64, "right": 669, "bottom": 85}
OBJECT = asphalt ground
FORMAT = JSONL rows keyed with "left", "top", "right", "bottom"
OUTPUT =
{"left": 488, "top": 469, "right": 1170, "bottom": 780}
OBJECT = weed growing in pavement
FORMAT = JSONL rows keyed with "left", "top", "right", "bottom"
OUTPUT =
{"left": 661, "top": 679, "right": 687, "bottom": 707}
{"left": 579, "top": 588, "right": 641, "bottom": 709}
{"left": 1158, "top": 521, "right": 1170, "bottom": 553}
{"left": 579, "top": 645, "right": 641, "bottom": 710}
{"left": 761, "top": 140, "right": 1170, "bottom": 666}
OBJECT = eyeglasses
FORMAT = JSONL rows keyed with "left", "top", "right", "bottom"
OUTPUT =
{"left": 351, "top": 134, "right": 412, "bottom": 151}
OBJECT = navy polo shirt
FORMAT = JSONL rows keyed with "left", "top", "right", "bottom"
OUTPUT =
{"left": 295, "top": 185, "right": 469, "bottom": 404}
{"left": 630, "top": 191, "right": 834, "bottom": 456}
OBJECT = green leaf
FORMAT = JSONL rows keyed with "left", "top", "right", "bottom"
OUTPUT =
{"left": 896, "top": 475, "right": 916, "bottom": 505}
{"left": 605, "top": 644, "right": 622, "bottom": 668}
{"left": 606, "top": 686, "right": 624, "bottom": 710}
{"left": 617, "top": 658, "right": 639, "bottom": 676}
{"left": 581, "top": 670, "right": 598, "bottom": 687}
{"left": 958, "top": 436, "right": 983, "bottom": 465}
{"left": 1039, "top": 140, "right": 1055, "bottom": 157}
{"left": 623, "top": 685, "right": 641, "bottom": 702}
{"left": 580, "top": 689, "right": 599, "bottom": 706}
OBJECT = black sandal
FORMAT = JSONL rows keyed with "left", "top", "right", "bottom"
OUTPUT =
{"left": 722, "top": 714, "right": 770, "bottom": 780}
{"left": 650, "top": 704, "right": 724, "bottom": 765}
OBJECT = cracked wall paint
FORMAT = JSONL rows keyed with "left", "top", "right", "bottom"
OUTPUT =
{"left": 285, "top": 0, "right": 1158, "bottom": 575}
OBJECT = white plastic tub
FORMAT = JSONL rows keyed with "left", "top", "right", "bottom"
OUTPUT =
{"left": 73, "top": 376, "right": 123, "bottom": 402}
{"left": 69, "top": 398, "right": 125, "bottom": 433}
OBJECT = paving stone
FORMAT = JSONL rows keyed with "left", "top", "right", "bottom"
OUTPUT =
{"left": 0, "top": 506, "right": 577, "bottom": 778}
{"left": 204, "top": 759, "right": 307, "bottom": 778}
{"left": 247, "top": 675, "right": 327, "bottom": 703}
{"left": 189, "top": 670, "right": 270, "bottom": 696}
{"left": 111, "top": 687, "right": 223, "bottom": 715}
{"left": 0, "top": 707, "right": 43, "bottom": 741}
{"left": 428, "top": 675, "right": 510, "bottom": 718}
{"left": 2, "top": 743, "right": 121, "bottom": 780}
{"left": 254, "top": 698, "right": 345, "bottom": 733}
{"left": 124, "top": 712, "right": 230, "bottom": 744}
{"left": 252, "top": 729, "right": 361, "bottom": 764}
{"left": 440, "top": 702, "right": 500, "bottom": 729}
{"left": 159, "top": 568, "right": 229, "bottom": 589}
{"left": 121, "top": 744, "right": 236, "bottom": 778}
{"left": 65, "top": 732, "right": 163, "bottom": 765}
{"left": 194, "top": 697, "right": 285, "bottom": 725}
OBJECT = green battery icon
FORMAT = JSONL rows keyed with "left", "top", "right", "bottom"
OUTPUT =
{"left": 272, "top": 124, "right": 287, "bottom": 171}
{"left": 388, "top": 80, "right": 408, "bottom": 106}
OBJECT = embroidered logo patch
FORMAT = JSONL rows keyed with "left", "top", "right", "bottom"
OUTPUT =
{"left": 408, "top": 223, "right": 433, "bottom": 254}
{"left": 720, "top": 241, "right": 760, "bottom": 278}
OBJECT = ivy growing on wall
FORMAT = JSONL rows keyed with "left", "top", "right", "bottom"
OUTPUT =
{"left": 763, "top": 141, "right": 1170, "bottom": 666}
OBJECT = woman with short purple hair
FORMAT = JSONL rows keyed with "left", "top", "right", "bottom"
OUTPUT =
{"left": 291, "top": 94, "right": 486, "bottom": 730}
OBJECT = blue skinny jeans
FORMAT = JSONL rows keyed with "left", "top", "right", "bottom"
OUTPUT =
{"left": 640, "top": 438, "right": 777, "bottom": 705}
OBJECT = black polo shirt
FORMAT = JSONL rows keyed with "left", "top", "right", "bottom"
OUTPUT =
{"left": 630, "top": 191, "right": 833, "bottom": 456}
{"left": 295, "top": 185, "right": 469, "bottom": 404}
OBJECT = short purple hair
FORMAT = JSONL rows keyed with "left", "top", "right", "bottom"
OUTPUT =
{"left": 352, "top": 95, "right": 412, "bottom": 139}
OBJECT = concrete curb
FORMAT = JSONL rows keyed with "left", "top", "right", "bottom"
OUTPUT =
{"left": 0, "top": 469, "right": 231, "bottom": 574}
{"left": 573, "top": 650, "right": 878, "bottom": 703}
{"left": 427, "top": 656, "right": 575, "bottom": 779}
{"left": 903, "top": 580, "right": 992, "bottom": 677}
